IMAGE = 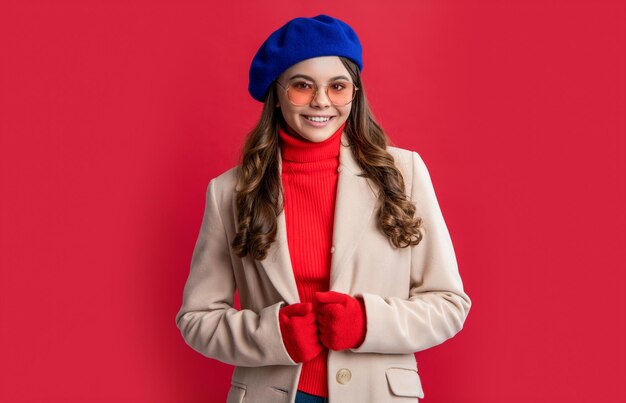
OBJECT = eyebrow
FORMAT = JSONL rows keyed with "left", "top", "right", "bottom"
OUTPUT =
{"left": 287, "top": 74, "right": 351, "bottom": 82}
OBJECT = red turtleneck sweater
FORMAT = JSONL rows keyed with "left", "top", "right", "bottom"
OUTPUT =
{"left": 278, "top": 121, "right": 346, "bottom": 397}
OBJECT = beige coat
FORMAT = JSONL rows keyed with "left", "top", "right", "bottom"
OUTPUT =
{"left": 175, "top": 132, "right": 471, "bottom": 403}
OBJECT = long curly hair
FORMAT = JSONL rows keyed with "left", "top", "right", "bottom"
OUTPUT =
{"left": 232, "top": 57, "right": 423, "bottom": 260}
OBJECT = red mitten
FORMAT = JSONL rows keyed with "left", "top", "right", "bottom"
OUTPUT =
{"left": 314, "top": 291, "right": 367, "bottom": 351}
{"left": 278, "top": 302, "right": 324, "bottom": 363}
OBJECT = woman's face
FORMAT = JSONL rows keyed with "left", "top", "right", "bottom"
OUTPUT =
{"left": 276, "top": 56, "right": 353, "bottom": 142}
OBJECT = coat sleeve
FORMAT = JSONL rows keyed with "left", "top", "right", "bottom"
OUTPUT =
{"left": 175, "top": 178, "right": 297, "bottom": 367}
{"left": 350, "top": 151, "right": 472, "bottom": 354}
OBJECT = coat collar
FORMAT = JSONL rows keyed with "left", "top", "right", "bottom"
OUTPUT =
{"left": 251, "top": 132, "right": 380, "bottom": 304}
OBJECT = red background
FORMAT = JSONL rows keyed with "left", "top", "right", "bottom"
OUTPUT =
{"left": 1, "top": 1, "right": 624, "bottom": 402}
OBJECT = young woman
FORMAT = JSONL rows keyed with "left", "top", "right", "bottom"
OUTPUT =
{"left": 176, "top": 15, "right": 471, "bottom": 403}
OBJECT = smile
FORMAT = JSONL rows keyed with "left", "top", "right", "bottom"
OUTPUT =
{"left": 303, "top": 115, "right": 333, "bottom": 122}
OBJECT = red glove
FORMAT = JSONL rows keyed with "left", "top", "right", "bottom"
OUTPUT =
{"left": 278, "top": 302, "right": 323, "bottom": 363}
{"left": 314, "top": 291, "right": 367, "bottom": 351}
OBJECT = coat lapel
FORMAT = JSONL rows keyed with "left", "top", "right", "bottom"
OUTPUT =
{"left": 241, "top": 132, "right": 380, "bottom": 305}
{"left": 329, "top": 134, "right": 380, "bottom": 289}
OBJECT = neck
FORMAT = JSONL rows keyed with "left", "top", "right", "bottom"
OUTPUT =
{"left": 278, "top": 121, "right": 346, "bottom": 163}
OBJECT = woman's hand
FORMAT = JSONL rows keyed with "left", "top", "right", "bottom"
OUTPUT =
{"left": 314, "top": 291, "right": 367, "bottom": 351}
{"left": 278, "top": 302, "right": 324, "bottom": 363}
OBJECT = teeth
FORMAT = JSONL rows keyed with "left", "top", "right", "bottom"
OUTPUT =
{"left": 305, "top": 116, "right": 331, "bottom": 122}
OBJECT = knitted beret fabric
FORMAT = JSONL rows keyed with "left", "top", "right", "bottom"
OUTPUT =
{"left": 248, "top": 14, "right": 363, "bottom": 102}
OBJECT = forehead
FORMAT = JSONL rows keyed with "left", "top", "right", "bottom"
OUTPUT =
{"left": 279, "top": 56, "right": 351, "bottom": 81}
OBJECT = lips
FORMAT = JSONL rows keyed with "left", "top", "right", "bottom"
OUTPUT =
{"left": 303, "top": 115, "right": 334, "bottom": 122}
{"left": 301, "top": 114, "right": 335, "bottom": 127}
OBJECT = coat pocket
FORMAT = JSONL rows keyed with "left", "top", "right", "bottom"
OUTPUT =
{"left": 226, "top": 381, "right": 246, "bottom": 403}
{"left": 385, "top": 367, "right": 424, "bottom": 398}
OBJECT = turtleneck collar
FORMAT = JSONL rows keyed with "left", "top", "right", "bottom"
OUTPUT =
{"left": 278, "top": 121, "right": 346, "bottom": 163}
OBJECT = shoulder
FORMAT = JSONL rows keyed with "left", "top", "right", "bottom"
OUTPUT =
{"left": 386, "top": 145, "right": 432, "bottom": 197}
{"left": 386, "top": 144, "right": 425, "bottom": 176}
{"left": 386, "top": 145, "right": 413, "bottom": 171}
{"left": 212, "top": 165, "right": 239, "bottom": 190}
{"left": 387, "top": 144, "right": 428, "bottom": 167}
{"left": 204, "top": 165, "right": 239, "bottom": 209}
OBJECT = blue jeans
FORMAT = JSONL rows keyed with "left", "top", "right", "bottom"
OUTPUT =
{"left": 295, "top": 390, "right": 329, "bottom": 403}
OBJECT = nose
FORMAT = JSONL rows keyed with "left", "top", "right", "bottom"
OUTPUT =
{"left": 311, "top": 86, "right": 331, "bottom": 108}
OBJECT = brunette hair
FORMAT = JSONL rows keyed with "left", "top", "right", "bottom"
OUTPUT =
{"left": 232, "top": 57, "right": 423, "bottom": 260}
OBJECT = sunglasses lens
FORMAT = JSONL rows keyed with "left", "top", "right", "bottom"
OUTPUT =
{"left": 328, "top": 82, "right": 355, "bottom": 106}
{"left": 288, "top": 83, "right": 314, "bottom": 105}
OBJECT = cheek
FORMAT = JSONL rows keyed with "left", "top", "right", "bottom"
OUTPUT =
{"left": 278, "top": 103, "right": 298, "bottom": 119}
{"left": 338, "top": 106, "right": 352, "bottom": 119}
{"left": 278, "top": 105, "right": 295, "bottom": 123}
{"left": 276, "top": 94, "right": 296, "bottom": 118}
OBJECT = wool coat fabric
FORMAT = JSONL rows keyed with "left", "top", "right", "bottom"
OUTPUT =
{"left": 175, "top": 132, "right": 472, "bottom": 403}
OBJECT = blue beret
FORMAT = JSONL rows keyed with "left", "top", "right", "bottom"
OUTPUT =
{"left": 248, "top": 14, "right": 363, "bottom": 102}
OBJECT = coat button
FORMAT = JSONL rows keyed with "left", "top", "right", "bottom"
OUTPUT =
{"left": 330, "top": 246, "right": 335, "bottom": 254}
{"left": 337, "top": 166, "right": 342, "bottom": 172}
{"left": 336, "top": 368, "right": 352, "bottom": 385}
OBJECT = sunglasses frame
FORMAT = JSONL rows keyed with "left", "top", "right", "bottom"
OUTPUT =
{"left": 275, "top": 79, "right": 359, "bottom": 106}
